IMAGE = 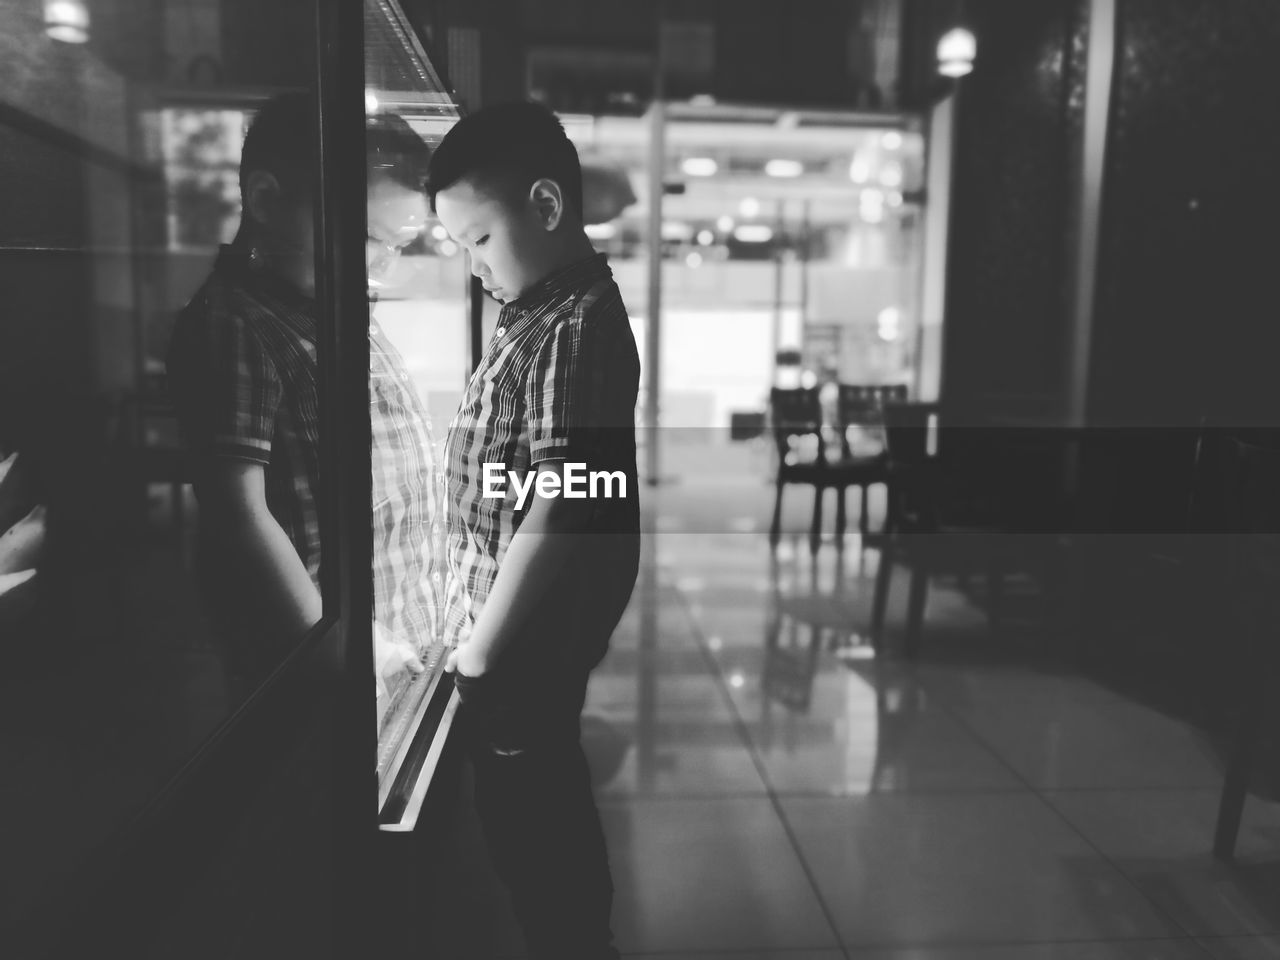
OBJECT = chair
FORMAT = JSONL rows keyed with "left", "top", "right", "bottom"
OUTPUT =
{"left": 1212, "top": 437, "right": 1280, "bottom": 860}
{"left": 768, "top": 386, "right": 908, "bottom": 554}
{"left": 831, "top": 384, "right": 908, "bottom": 541}
{"left": 870, "top": 403, "right": 1034, "bottom": 658}
{"left": 768, "top": 387, "right": 829, "bottom": 553}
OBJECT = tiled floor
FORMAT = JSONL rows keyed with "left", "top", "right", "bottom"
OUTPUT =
{"left": 562, "top": 468, "right": 1280, "bottom": 960}
{"left": 14, "top": 452, "right": 1280, "bottom": 958}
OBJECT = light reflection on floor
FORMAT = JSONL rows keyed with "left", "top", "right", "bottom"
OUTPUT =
{"left": 555, "top": 474, "right": 1280, "bottom": 960}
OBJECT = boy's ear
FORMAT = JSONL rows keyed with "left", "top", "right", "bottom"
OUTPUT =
{"left": 243, "top": 169, "right": 283, "bottom": 226}
{"left": 529, "top": 178, "right": 565, "bottom": 231}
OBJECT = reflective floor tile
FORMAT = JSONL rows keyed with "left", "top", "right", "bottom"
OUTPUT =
{"left": 593, "top": 742, "right": 770, "bottom": 797}
{"left": 780, "top": 794, "right": 1184, "bottom": 946}
{"left": 943, "top": 696, "right": 1222, "bottom": 789}
{"left": 1045, "top": 789, "right": 1280, "bottom": 937}
{"left": 585, "top": 668, "right": 768, "bottom": 796}
{"left": 605, "top": 597, "right": 705, "bottom": 652}
{"left": 601, "top": 799, "right": 842, "bottom": 954}
{"left": 725, "top": 671, "right": 1024, "bottom": 795}
{"left": 843, "top": 941, "right": 1209, "bottom": 959}
{"left": 590, "top": 658, "right": 731, "bottom": 704}
{"left": 912, "top": 664, "right": 1125, "bottom": 712}
{"left": 1198, "top": 937, "right": 1280, "bottom": 959}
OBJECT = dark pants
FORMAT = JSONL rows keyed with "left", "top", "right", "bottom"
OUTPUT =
{"left": 454, "top": 646, "right": 619, "bottom": 960}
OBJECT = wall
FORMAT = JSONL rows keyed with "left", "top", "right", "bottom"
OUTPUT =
{"left": 1090, "top": 0, "right": 1280, "bottom": 429}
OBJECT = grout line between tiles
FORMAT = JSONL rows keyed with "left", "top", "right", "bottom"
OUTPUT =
{"left": 618, "top": 950, "right": 840, "bottom": 959}
{"left": 626, "top": 934, "right": 1222, "bottom": 957}
{"left": 648, "top": 536, "right": 1226, "bottom": 956}
{"left": 665, "top": 555, "right": 855, "bottom": 960}
{"left": 907, "top": 628, "right": 1214, "bottom": 945}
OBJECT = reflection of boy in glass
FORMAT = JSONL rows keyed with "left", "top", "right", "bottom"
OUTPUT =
{"left": 430, "top": 101, "right": 639, "bottom": 960}
{"left": 167, "top": 94, "right": 441, "bottom": 714}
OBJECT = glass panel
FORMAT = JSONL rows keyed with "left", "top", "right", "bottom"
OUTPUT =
{"left": 363, "top": 0, "right": 465, "bottom": 793}
{"left": 0, "top": 0, "right": 326, "bottom": 932}
{"left": 564, "top": 105, "right": 927, "bottom": 486}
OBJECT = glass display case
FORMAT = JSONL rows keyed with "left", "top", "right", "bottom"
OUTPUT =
{"left": 361, "top": 0, "right": 467, "bottom": 823}
{"left": 4, "top": 0, "right": 469, "bottom": 953}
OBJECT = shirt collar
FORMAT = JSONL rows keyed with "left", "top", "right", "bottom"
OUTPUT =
{"left": 501, "top": 252, "right": 611, "bottom": 319}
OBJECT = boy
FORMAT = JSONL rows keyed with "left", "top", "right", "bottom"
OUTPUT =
{"left": 430, "top": 102, "right": 640, "bottom": 960}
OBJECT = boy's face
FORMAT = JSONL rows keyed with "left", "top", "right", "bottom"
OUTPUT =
{"left": 366, "top": 175, "right": 428, "bottom": 289}
{"left": 433, "top": 174, "right": 556, "bottom": 304}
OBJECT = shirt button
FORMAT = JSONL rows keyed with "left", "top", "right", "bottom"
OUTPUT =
{"left": 495, "top": 326, "right": 506, "bottom": 337}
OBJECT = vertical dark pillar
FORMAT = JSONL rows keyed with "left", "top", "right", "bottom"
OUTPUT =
{"left": 938, "top": 0, "right": 1090, "bottom": 426}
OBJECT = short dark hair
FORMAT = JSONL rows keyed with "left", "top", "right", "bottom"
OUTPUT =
{"left": 240, "top": 93, "right": 431, "bottom": 198}
{"left": 366, "top": 112, "right": 432, "bottom": 193}
{"left": 427, "top": 101, "right": 583, "bottom": 219}
{"left": 239, "top": 92, "right": 316, "bottom": 199}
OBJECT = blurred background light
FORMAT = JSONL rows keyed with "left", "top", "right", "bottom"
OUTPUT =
{"left": 733, "top": 224, "right": 773, "bottom": 243}
{"left": 938, "top": 27, "right": 977, "bottom": 77}
{"left": 44, "top": 0, "right": 89, "bottom": 42}
{"left": 860, "top": 188, "right": 886, "bottom": 223}
{"left": 661, "top": 220, "right": 693, "bottom": 241}
{"left": 764, "top": 158, "right": 803, "bottom": 178}
{"left": 681, "top": 156, "right": 718, "bottom": 177}
{"left": 849, "top": 155, "right": 871, "bottom": 184}
{"left": 877, "top": 306, "right": 902, "bottom": 342}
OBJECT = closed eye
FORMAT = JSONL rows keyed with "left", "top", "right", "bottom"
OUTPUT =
{"left": 475, "top": 235, "right": 489, "bottom": 247}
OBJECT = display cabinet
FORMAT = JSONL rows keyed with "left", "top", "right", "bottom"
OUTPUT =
{"left": 4, "top": 0, "right": 470, "bottom": 955}
{"left": 361, "top": 0, "right": 467, "bottom": 833}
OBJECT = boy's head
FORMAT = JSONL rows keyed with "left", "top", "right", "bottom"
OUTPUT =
{"left": 428, "top": 101, "right": 584, "bottom": 303}
{"left": 238, "top": 93, "right": 317, "bottom": 290}
{"left": 365, "top": 113, "right": 432, "bottom": 285}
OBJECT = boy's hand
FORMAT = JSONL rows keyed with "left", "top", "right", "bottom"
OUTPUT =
{"left": 374, "top": 622, "right": 425, "bottom": 698}
{"left": 444, "top": 640, "right": 490, "bottom": 678}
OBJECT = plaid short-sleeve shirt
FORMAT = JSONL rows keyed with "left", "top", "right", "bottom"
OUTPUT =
{"left": 167, "top": 247, "right": 325, "bottom": 577}
{"left": 442, "top": 253, "right": 641, "bottom": 666}
{"left": 167, "top": 246, "right": 444, "bottom": 665}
